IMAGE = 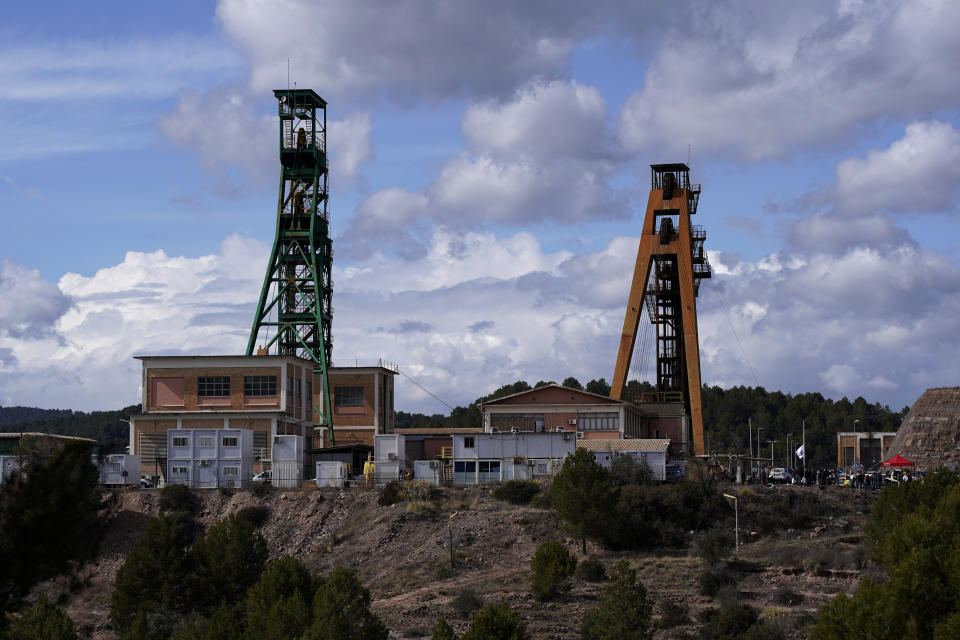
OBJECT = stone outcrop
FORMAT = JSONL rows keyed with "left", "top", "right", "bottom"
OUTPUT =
{"left": 886, "top": 387, "right": 960, "bottom": 469}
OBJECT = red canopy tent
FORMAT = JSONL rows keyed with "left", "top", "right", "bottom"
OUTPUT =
{"left": 881, "top": 454, "right": 914, "bottom": 468}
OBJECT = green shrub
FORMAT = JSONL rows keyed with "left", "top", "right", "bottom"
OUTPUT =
{"left": 7, "top": 595, "right": 77, "bottom": 640}
{"left": 406, "top": 500, "right": 438, "bottom": 515}
{"left": 581, "top": 560, "right": 653, "bottom": 640}
{"left": 699, "top": 566, "right": 737, "bottom": 597}
{"left": 772, "top": 587, "right": 803, "bottom": 606}
{"left": 460, "top": 602, "right": 529, "bottom": 640}
{"left": 697, "top": 530, "right": 735, "bottom": 567}
{"left": 576, "top": 557, "right": 607, "bottom": 582}
{"left": 450, "top": 588, "right": 484, "bottom": 618}
{"left": 236, "top": 504, "right": 271, "bottom": 528}
{"left": 431, "top": 618, "right": 457, "bottom": 640}
{"left": 307, "top": 566, "right": 388, "bottom": 640}
{"left": 379, "top": 481, "right": 403, "bottom": 506}
{"left": 609, "top": 455, "right": 654, "bottom": 487}
{"left": 530, "top": 540, "right": 577, "bottom": 600}
{"left": 657, "top": 599, "right": 689, "bottom": 629}
{"left": 159, "top": 484, "right": 198, "bottom": 514}
{"left": 492, "top": 480, "right": 541, "bottom": 505}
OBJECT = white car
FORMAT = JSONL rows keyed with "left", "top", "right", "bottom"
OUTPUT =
{"left": 768, "top": 468, "right": 793, "bottom": 483}
{"left": 252, "top": 471, "right": 272, "bottom": 484}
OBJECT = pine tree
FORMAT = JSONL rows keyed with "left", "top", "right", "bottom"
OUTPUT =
{"left": 581, "top": 561, "right": 653, "bottom": 640}
{"left": 549, "top": 448, "right": 618, "bottom": 553}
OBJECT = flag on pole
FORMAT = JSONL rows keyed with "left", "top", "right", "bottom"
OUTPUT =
{"left": 796, "top": 444, "right": 805, "bottom": 459}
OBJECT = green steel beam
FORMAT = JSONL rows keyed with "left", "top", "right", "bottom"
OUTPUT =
{"left": 247, "top": 89, "right": 334, "bottom": 442}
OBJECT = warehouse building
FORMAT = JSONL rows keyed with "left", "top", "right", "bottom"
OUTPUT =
{"left": 128, "top": 355, "right": 395, "bottom": 477}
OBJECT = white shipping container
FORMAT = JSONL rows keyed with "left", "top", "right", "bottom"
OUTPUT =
{"left": 413, "top": 460, "right": 442, "bottom": 485}
{"left": 374, "top": 460, "right": 400, "bottom": 486}
{"left": 316, "top": 461, "right": 349, "bottom": 488}
{"left": 273, "top": 460, "right": 302, "bottom": 488}
{"left": 0, "top": 456, "right": 21, "bottom": 485}
{"left": 91, "top": 454, "right": 141, "bottom": 486}
{"left": 374, "top": 434, "right": 405, "bottom": 462}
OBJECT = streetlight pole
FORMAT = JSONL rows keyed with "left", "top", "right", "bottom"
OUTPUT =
{"left": 787, "top": 433, "right": 792, "bottom": 469}
{"left": 757, "top": 427, "right": 765, "bottom": 478}
{"left": 853, "top": 419, "right": 860, "bottom": 470}
{"left": 723, "top": 494, "right": 739, "bottom": 551}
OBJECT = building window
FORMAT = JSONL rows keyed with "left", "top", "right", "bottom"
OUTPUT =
{"left": 198, "top": 376, "right": 230, "bottom": 397}
{"left": 463, "top": 437, "right": 475, "bottom": 448}
{"left": 334, "top": 386, "right": 364, "bottom": 406}
{"left": 578, "top": 412, "right": 619, "bottom": 430}
{"left": 295, "top": 378, "right": 302, "bottom": 401}
{"left": 244, "top": 376, "right": 277, "bottom": 397}
{"left": 172, "top": 466, "right": 188, "bottom": 475}
{"left": 478, "top": 460, "right": 501, "bottom": 483}
{"left": 105, "top": 462, "right": 122, "bottom": 473}
{"left": 222, "top": 436, "right": 239, "bottom": 447}
{"left": 172, "top": 436, "right": 189, "bottom": 448}
{"left": 197, "top": 436, "right": 214, "bottom": 448}
{"left": 222, "top": 466, "right": 239, "bottom": 477}
{"left": 490, "top": 414, "right": 543, "bottom": 432}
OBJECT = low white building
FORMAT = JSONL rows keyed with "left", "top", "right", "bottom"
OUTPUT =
{"left": 92, "top": 454, "right": 141, "bottom": 486}
{"left": 166, "top": 428, "right": 254, "bottom": 488}
{"left": 271, "top": 434, "right": 304, "bottom": 488}
{"left": 450, "top": 432, "right": 576, "bottom": 484}
{"left": 0, "top": 456, "right": 21, "bottom": 485}
{"left": 575, "top": 439, "right": 671, "bottom": 480}
{"left": 374, "top": 433, "right": 406, "bottom": 485}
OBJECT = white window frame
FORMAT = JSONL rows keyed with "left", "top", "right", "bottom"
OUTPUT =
{"left": 172, "top": 436, "right": 189, "bottom": 448}
{"left": 197, "top": 436, "right": 214, "bottom": 448}
{"left": 222, "top": 436, "right": 239, "bottom": 447}
{"left": 222, "top": 466, "right": 239, "bottom": 477}
{"left": 172, "top": 466, "right": 188, "bottom": 475}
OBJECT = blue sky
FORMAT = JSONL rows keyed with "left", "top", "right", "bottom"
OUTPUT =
{"left": 2, "top": 0, "right": 960, "bottom": 416}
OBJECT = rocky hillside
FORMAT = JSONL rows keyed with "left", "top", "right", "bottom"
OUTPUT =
{"left": 886, "top": 386, "right": 960, "bottom": 468}
{"left": 35, "top": 483, "right": 875, "bottom": 639}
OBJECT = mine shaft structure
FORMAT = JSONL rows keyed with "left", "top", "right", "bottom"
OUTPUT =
{"left": 612, "top": 164, "right": 711, "bottom": 455}
{"left": 247, "top": 89, "right": 333, "bottom": 436}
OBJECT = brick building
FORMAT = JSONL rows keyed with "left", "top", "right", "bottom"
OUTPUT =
{"left": 481, "top": 384, "right": 651, "bottom": 440}
{"left": 129, "top": 355, "right": 395, "bottom": 476}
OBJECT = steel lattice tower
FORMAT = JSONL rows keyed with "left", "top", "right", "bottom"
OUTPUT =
{"left": 247, "top": 89, "right": 333, "bottom": 430}
{"left": 611, "top": 164, "right": 711, "bottom": 454}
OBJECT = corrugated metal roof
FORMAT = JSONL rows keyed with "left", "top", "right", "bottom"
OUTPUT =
{"left": 394, "top": 427, "right": 483, "bottom": 435}
{"left": 0, "top": 432, "right": 96, "bottom": 443}
{"left": 576, "top": 438, "right": 671, "bottom": 453}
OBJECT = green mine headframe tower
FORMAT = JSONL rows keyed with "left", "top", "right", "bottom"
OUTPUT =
{"left": 247, "top": 89, "right": 333, "bottom": 436}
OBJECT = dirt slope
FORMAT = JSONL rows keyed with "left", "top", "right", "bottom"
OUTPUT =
{"left": 35, "top": 483, "right": 873, "bottom": 639}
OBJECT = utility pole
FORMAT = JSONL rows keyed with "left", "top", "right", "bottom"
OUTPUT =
{"left": 748, "top": 419, "right": 752, "bottom": 477}
{"left": 723, "top": 494, "right": 739, "bottom": 551}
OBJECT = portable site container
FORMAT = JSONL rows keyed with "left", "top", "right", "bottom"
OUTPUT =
{"left": 166, "top": 429, "right": 254, "bottom": 488}
{"left": 374, "top": 434, "right": 405, "bottom": 462}
{"left": 315, "top": 460, "right": 349, "bottom": 488}
{"left": 451, "top": 432, "right": 575, "bottom": 485}
{"left": 0, "top": 456, "right": 21, "bottom": 485}
{"left": 272, "top": 434, "right": 304, "bottom": 488}
{"left": 413, "top": 459, "right": 443, "bottom": 485}
{"left": 91, "top": 454, "right": 141, "bottom": 486}
{"left": 374, "top": 459, "right": 401, "bottom": 486}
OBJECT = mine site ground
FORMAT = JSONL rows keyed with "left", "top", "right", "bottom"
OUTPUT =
{"left": 36, "top": 481, "right": 877, "bottom": 639}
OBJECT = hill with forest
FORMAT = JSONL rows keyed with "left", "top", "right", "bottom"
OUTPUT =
{"left": 0, "top": 405, "right": 141, "bottom": 453}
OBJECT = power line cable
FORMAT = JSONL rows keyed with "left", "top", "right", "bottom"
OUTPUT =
{"left": 709, "top": 283, "right": 761, "bottom": 388}
{"left": 397, "top": 368, "right": 457, "bottom": 412}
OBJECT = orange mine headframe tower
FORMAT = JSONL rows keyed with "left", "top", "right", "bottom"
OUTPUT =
{"left": 611, "top": 163, "right": 711, "bottom": 455}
